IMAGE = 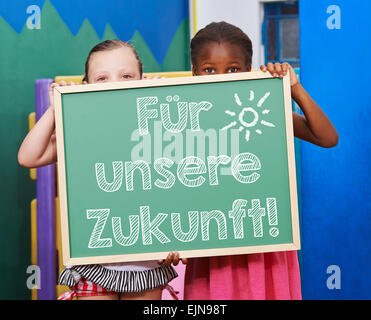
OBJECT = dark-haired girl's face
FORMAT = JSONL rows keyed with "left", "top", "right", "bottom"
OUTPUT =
{"left": 192, "top": 42, "right": 251, "bottom": 76}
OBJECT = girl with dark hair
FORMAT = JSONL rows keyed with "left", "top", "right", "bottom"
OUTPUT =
{"left": 184, "top": 21, "right": 338, "bottom": 300}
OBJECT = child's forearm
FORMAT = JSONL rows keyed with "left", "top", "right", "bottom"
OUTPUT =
{"left": 18, "top": 106, "right": 57, "bottom": 168}
{"left": 291, "top": 83, "right": 338, "bottom": 147}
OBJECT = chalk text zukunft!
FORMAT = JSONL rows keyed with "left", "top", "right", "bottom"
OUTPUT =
{"left": 86, "top": 94, "right": 281, "bottom": 249}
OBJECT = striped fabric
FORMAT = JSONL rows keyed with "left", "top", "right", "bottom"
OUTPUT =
{"left": 58, "top": 264, "right": 178, "bottom": 293}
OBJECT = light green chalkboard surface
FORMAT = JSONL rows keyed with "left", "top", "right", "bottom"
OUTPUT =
{"left": 54, "top": 72, "right": 300, "bottom": 266}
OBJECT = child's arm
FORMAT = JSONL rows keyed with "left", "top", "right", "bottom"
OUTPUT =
{"left": 18, "top": 106, "right": 57, "bottom": 168}
{"left": 261, "top": 63, "right": 339, "bottom": 148}
{"left": 18, "top": 82, "right": 72, "bottom": 168}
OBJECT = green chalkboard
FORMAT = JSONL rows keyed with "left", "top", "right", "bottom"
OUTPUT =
{"left": 54, "top": 72, "right": 300, "bottom": 266}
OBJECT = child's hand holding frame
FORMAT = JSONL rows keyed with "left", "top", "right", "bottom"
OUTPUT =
{"left": 260, "top": 62, "right": 299, "bottom": 87}
{"left": 158, "top": 252, "right": 188, "bottom": 267}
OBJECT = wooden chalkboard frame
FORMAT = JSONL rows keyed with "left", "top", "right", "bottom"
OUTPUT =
{"left": 54, "top": 71, "right": 300, "bottom": 266}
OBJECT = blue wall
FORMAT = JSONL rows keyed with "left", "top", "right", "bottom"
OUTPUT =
{"left": 300, "top": 0, "right": 370, "bottom": 299}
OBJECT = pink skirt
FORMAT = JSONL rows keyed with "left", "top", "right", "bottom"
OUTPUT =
{"left": 184, "top": 251, "right": 302, "bottom": 300}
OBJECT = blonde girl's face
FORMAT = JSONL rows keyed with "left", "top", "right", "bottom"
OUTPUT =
{"left": 87, "top": 47, "right": 141, "bottom": 83}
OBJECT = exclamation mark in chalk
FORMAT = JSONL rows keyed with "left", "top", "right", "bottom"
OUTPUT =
{"left": 267, "top": 198, "right": 279, "bottom": 237}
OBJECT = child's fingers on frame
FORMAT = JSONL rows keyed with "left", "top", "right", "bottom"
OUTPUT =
{"left": 274, "top": 63, "right": 284, "bottom": 77}
{"left": 144, "top": 76, "right": 166, "bottom": 80}
{"left": 49, "top": 82, "right": 59, "bottom": 91}
{"left": 172, "top": 252, "right": 180, "bottom": 266}
{"left": 49, "top": 83, "right": 60, "bottom": 107}
{"left": 266, "top": 62, "right": 277, "bottom": 76}
{"left": 281, "top": 62, "right": 289, "bottom": 75}
{"left": 165, "top": 252, "right": 174, "bottom": 267}
{"left": 157, "top": 255, "right": 188, "bottom": 266}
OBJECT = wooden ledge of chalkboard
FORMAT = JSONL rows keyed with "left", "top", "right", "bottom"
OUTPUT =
{"left": 53, "top": 71, "right": 281, "bottom": 95}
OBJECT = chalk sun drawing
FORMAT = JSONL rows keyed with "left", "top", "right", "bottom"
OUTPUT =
{"left": 221, "top": 91, "right": 275, "bottom": 142}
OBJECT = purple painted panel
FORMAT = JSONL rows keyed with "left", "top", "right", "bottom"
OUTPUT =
{"left": 35, "top": 79, "right": 56, "bottom": 300}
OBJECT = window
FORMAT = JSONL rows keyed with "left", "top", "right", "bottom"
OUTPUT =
{"left": 262, "top": 1, "right": 299, "bottom": 68}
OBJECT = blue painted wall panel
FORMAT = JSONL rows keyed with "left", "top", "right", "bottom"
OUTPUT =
{"left": 299, "top": 0, "right": 370, "bottom": 299}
